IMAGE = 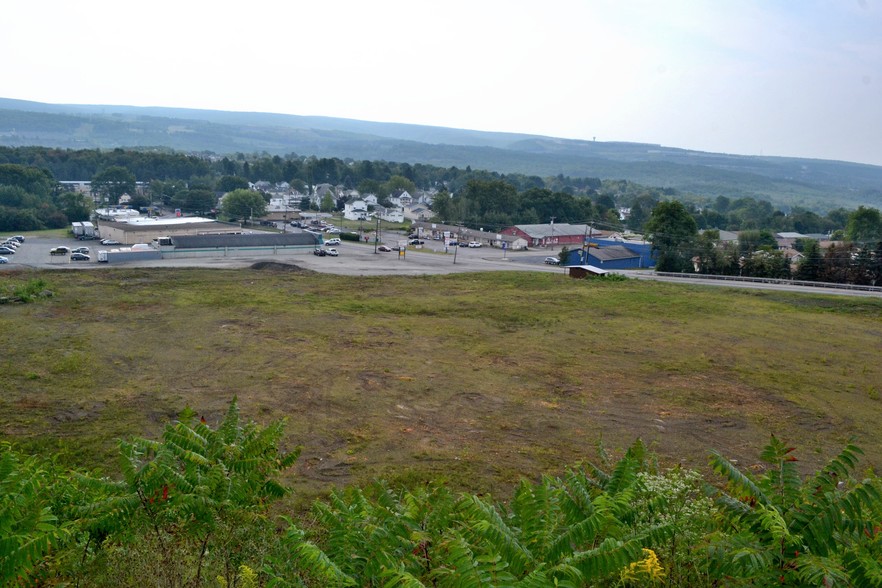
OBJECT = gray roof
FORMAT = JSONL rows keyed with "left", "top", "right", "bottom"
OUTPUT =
{"left": 514, "top": 223, "right": 603, "bottom": 238}
{"left": 588, "top": 245, "right": 640, "bottom": 261}
{"left": 171, "top": 233, "right": 319, "bottom": 249}
{"left": 99, "top": 220, "right": 238, "bottom": 233}
{"left": 701, "top": 229, "right": 739, "bottom": 242}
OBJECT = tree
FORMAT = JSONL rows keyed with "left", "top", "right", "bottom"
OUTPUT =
{"left": 708, "top": 437, "right": 882, "bottom": 586}
{"left": 737, "top": 229, "right": 778, "bottom": 254}
{"left": 644, "top": 201, "right": 698, "bottom": 272}
{"left": 741, "top": 249, "right": 791, "bottom": 279}
{"left": 0, "top": 444, "right": 71, "bottom": 586}
{"left": 91, "top": 166, "right": 136, "bottom": 206}
{"left": 794, "top": 239, "right": 822, "bottom": 281}
{"left": 320, "top": 193, "right": 334, "bottom": 213}
{"left": 75, "top": 399, "right": 300, "bottom": 587}
{"left": 383, "top": 175, "right": 417, "bottom": 197}
{"left": 845, "top": 206, "right": 882, "bottom": 245}
{"left": 220, "top": 189, "right": 266, "bottom": 222}
{"left": 217, "top": 175, "right": 250, "bottom": 193}
{"left": 55, "top": 189, "right": 92, "bottom": 222}
{"left": 558, "top": 245, "right": 571, "bottom": 265}
{"left": 0, "top": 163, "right": 55, "bottom": 198}
{"left": 184, "top": 189, "right": 216, "bottom": 215}
{"left": 127, "top": 193, "right": 150, "bottom": 211}
{"left": 429, "top": 189, "right": 453, "bottom": 221}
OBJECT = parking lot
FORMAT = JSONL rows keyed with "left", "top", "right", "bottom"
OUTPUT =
{"left": 0, "top": 235, "right": 569, "bottom": 277}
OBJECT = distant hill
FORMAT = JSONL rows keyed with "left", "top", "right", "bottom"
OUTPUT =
{"left": 1, "top": 97, "right": 880, "bottom": 211}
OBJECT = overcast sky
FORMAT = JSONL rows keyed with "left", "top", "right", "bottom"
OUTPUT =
{"left": 3, "top": 0, "right": 881, "bottom": 166}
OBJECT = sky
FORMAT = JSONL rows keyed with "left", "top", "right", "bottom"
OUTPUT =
{"left": 3, "top": 0, "right": 882, "bottom": 166}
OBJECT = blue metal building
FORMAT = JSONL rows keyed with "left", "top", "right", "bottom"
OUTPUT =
{"left": 563, "top": 239, "right": 655, "bottom": 269}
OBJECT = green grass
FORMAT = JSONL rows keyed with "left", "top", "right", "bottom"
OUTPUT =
{"left": 1, "top": 267, "right": 880, "bottom": 503}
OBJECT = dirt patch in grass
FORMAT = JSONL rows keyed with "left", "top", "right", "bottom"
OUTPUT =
{"left": 250, "top": 261, "right": 310, "bottom": 272}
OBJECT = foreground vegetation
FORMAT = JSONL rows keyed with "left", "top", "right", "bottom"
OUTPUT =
{"left": 4, "top": 404, "right": 881, "bottom": 586}
{"left": 1, "top": 266, "right": 881, "bottom": 584}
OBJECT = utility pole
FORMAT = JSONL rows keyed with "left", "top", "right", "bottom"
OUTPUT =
{"left": 373, "top": 215, "right": 380, "bottom": 254}
{"left": 549, "top": 217, "right": 556, "bottom": 249}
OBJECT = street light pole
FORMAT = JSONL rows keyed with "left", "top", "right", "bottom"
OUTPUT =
{"left": 373, "top": 215, "right": 380, "bottom": 254}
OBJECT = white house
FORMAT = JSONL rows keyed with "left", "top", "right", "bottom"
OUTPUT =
{"left": 344, "top": 199, "right": 369, "bottom": 220}
{"left": 377, "top": 206, "right": 404, "bottom": 223}
{"left": 389, "top": 190, "right": 413, "bottom": 207}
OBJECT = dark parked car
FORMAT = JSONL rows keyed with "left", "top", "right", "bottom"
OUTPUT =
{"left": 313, "top": 249, "right": 327, "bottom": 256}
{"left": 377, "top": 245, "right": 392, "bottom": 252}
{"left": 71, "top": 253, "right": 91, "bottom": 261}
{"left": 50, "top": 246, "right": 69, "bottom": 256}
{"left": 0, "top": 246, "right": 15, "bottom": 255}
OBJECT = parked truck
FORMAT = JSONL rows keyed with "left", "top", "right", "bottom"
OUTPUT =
{"left": 97, "top": 246, "right": 162, "bottom": 263}
{"left": 81, "top": 221, "right": 96, "bottom": 239}
{"left": 71, "top": 221, "right": 97, "bottom": 240}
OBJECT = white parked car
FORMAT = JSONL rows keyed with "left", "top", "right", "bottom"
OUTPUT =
{"left": 324, "top": 238, "right": 341, "bottom": 246}
{"left": 468, "top": 241, "right": 482, "bottom": 248}
{"left": 324, "top": 248, "right": 339, "bottom": 257}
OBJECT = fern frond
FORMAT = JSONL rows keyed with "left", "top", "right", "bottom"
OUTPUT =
{"left": 842, "top": 549, "right": 882, "bottom": 587}
{"left": 564, "top": 536, "right": 644, "bottom": 582}
{"left": 218, "top": 396, "right": 241, "bottom": 444}
{"left": 709, "top": 450, "right": 770, "bottom": 507}
{"left": 459, "top": 494, "right": 535, "bottom": 576}
{"left": 795, "top": 553, "right": 850, "bottom": 588}
{"left": 380, "top": 566, "right": 428, "bottom": 587}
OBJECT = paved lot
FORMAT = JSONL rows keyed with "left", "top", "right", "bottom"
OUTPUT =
{"left": 3, "top": 235, "right": 879, "bottom": 298}
{"left": 0, "top": 235, "right": 568, "bottom": 276}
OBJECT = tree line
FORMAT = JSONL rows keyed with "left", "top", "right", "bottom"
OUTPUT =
{"left": 0, "top": 145, "right": 872, "bottom": 238}
{"left": 644, "top": 200, "right": 882, "bottom": 285}
{"left": 4, "top": 399, "right": 881, "bottom": 586}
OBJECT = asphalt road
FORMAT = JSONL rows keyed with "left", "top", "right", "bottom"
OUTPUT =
{"left": 2, "top": 235, "right": 880, "bottom": 299}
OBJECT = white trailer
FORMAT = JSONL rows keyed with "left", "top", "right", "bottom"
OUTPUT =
{"left": 81, "top": 221, "right": 96, "bottom": 239}
{"left": 97, "top": 247, "right": 162, "bottom": 263}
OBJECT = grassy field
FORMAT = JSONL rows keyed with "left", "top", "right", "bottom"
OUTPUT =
{"left": 1, "top": 265, "right": 881, "bottom": 506}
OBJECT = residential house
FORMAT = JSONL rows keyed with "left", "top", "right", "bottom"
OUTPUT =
{"left": 389, "top": 190, "right": 413, "bottom": 207}
{"left": 377, "top": 206, "right": 404, "bottom": 223}
{"left": 344, "top": 199, "right": 369, "bottom": 221}
{"left": 775, "top": 231, "right": 809, "bottom": 250}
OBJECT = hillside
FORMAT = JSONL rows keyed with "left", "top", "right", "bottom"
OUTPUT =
{"left": 3, "top": 266, "right": 881, "bottom": 497}
{"left": 1, "top": 97, "right": 881, "bottom": 211}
